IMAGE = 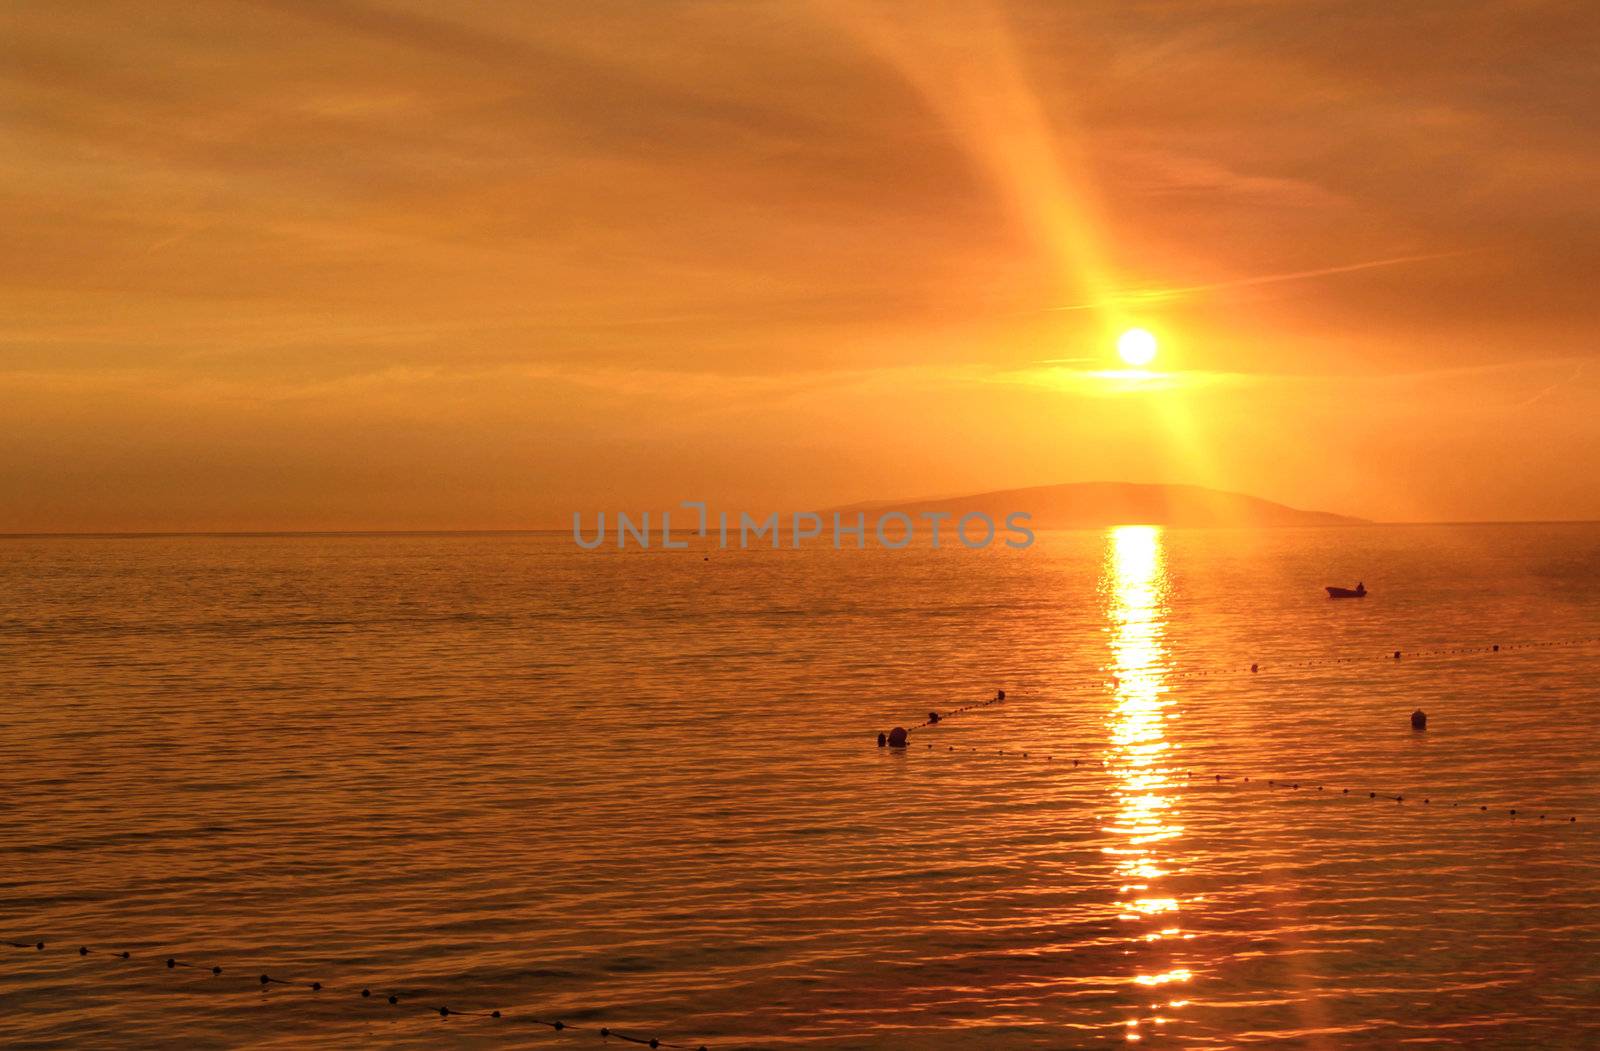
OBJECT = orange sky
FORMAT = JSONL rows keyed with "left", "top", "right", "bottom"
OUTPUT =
{"left": 3, "top": 1, "right": 1597, "bottom": 530}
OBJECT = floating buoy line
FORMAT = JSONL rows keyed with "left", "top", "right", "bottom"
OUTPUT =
{"left": 888, "top": 740, "right": 1583, "bottom": 827}
{"left": 882, "top": 635, "right": 1600, "bottom": 736}
{"left": 1158, "top": 634, "right": 1600, "bottom": 683}
{"left": 0, "top": 940, "right": 709, "bottom": 1049}
{"left": 912, "top": 688, "right": 1005, "bottom": 728}
{"left": 876, "top": 635, "right": 1598, "bottom": 827}
{"left": 1183, "top": 770, "right": 1580, "bottom": 824}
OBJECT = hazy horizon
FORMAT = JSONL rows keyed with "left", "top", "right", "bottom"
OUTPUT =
{"left": 5, "top": 481, "right": 1600, "bottom": 535}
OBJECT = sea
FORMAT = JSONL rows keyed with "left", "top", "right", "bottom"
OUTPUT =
{"left": 2, "top": 523, "right": 1598, "bottom": 1049}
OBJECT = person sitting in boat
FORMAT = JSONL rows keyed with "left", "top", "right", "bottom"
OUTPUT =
{"left": 1356, "top": 582, "right": 1366, "bottom": 595}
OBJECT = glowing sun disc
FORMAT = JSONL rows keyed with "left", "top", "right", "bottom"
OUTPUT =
{"left": 1117, "top": 328, "right": 1158, "bottom": 367}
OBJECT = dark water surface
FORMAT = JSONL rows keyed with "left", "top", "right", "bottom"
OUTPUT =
{"left": 2, "top": 524, "right": 1598, "bottom": 1049}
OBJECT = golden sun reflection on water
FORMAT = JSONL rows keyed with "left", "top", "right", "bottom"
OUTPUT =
{"left": 1101, "top": 525, "right": 1193, "bottom": 1041}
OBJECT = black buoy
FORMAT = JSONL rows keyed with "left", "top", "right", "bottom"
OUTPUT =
{"left": 877, "top": 731, "right": 886, "bottom": 748}
{"left": 928, "top": 711, "right": 940, "bottom": 724}
{"left": 887, "top": 726, "right": 908, "bottom": 747}
{"left": 1411, "top": 709, "right": 1427, "bottom": 731}
{"left": 1250, "top": 663, "right": 1258, "bottom": 673}
{"left": 996, "top": 689, "right": 1005, "bottom": 701}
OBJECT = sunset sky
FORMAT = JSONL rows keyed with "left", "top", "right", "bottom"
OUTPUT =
{"left": 4, "top": 1, "right": 1597, "bottom": 530}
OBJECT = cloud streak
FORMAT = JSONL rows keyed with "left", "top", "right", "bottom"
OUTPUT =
{"left": 1042, "top": 249, "right": 1479, "bottom": 312}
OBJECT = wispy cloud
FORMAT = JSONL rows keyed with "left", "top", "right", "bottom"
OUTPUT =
{"left": 1042, "top": 250, "right": 1476, "bottom": 312}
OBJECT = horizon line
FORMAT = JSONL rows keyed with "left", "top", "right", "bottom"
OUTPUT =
{"left": 4, "top": 519, "right": 1599, "bottom": 539}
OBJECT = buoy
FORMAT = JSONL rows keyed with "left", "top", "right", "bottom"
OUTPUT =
{"left": 996, "top": 689, "right": 1005, "bottom": 701}
{"left": 1250, "top": 663, "right": 1258, "bottom": 673}
{"left": 876, "top": 732, "right": 886, "bottom": 748}
{"left": 887, "top": 727, "right": 908, "bottom": 747}
{"left": 1411, "top": 709, "right": 1427, "bottom": 731}
{"left": 928, "top": 711, "right": 940, "bottom": 724}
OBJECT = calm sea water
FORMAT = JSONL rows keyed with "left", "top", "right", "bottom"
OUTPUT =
{"left": 2, "top": 524, "right": 1598, "bottom": 1049}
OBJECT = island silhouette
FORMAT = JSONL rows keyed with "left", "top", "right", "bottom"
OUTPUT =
{"left": 825, "top": 481, "right": 1365, "bottom": 529}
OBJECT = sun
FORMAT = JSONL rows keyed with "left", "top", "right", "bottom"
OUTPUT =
{"left": 1117, "top": 328, "right": 1158, "bottom": 367}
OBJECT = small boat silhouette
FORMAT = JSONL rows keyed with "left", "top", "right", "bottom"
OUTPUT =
{"left": 1326, "top": 583, "right": 1367, "bottom": 599}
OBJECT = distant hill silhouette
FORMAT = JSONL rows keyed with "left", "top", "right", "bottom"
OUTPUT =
{"left": 827, "top": 482, "right": 1365, "bottom": 528}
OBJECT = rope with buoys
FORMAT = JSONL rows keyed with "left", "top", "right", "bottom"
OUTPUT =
{"left": 1180, "top": 770, "right": 1581, "bottom": 824}
{"left": 877, "top": 634, "right": 1600, "bottom": 742}
{"left": 0, "top": 940, "right": 709, "bottom": 1050}
{"left": 914, "top": 689, "right": 1006, "bottom": 729}
{"left": 882, "top": 741, "right": 1584, "bottom": 827}
{"left": 1124, "top": 634, "right": 1600, "bottom": 685}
